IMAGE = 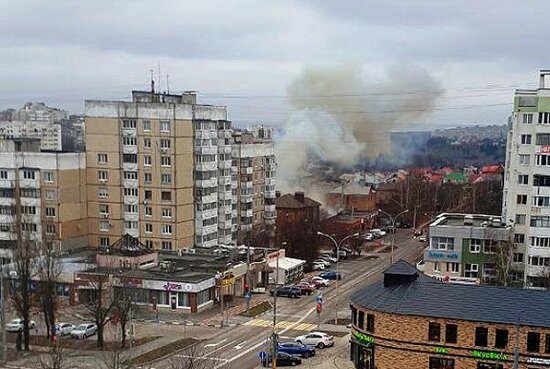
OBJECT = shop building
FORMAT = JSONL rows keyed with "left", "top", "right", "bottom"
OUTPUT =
{"left": 350, "top": 260, "right": 550, "bottom": 369}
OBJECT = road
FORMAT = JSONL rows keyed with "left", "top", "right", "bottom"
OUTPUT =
{"left": 151, "top": 230, "right": 427, "bottom": 369}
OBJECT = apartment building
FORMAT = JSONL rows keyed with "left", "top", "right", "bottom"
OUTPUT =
{"left": 85, "top": 89, "right": 232, "bottom": 251}
{"left": 503, "top": 70, "right": 550, "bottom": 288}
{"left": 232, "top": 126, "right": 276, "bottom": 245}
{"left": 0, "top": 138, "right": 87, "bottom": 262}
{"left": 0, "top": 121, "right": 63, "bottom": 151}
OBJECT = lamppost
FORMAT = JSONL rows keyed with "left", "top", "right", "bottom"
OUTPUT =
{"left": 378, "top": 209, "right": 409, "bottom": 265}
{"left": 317, "top": 231, "right": 359, "bottom": 325}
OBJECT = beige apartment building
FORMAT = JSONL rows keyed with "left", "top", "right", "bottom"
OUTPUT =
{"left": 232, "top": 126, "right": 276, "bottom": 245}
{"left": 85, "top": 90, "right": 232, "bottom": 251}
{"left": 0, "top": 138, "right": 87, "bottom": 262}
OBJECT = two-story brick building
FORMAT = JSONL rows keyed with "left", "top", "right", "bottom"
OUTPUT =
{"left": 350, "top": 260, "right": 550, "bottom": 369}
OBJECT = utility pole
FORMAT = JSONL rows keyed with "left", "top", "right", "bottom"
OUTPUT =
{"left": 378, "top": 209, "right": 409, "bottom": 265}
{"left": 245, "top": 239, "right": 251, "bottom": 315}
{"left": 272, "top": 251, "right": 279, "bottom": 369}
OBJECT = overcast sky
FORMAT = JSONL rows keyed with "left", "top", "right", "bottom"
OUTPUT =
{"left": 1, "top": 0, "right": 549, "bottom": 129}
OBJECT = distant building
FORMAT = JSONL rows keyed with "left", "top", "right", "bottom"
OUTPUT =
{"left": 275, "top": 192, "right": 320, "bottom": 240}
{"left": 15, "top": 102, "right": 68, "bottom": 124}
{"left": 0, "top": 121, "right": 63, "bottom": 151}
{"left": 326, "top": 182, "right": 377, "bottom": 213}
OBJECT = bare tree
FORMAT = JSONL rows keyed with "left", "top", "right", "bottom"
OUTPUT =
{"left": 112, "top": 287, "right": 135, "bottom": 348}
{"left": 348, "top": 237, "right": 365, "bottom": 256}
{"left": 99, "top": 326, "right": 134, "bottom": 369}
{"left": 38, "top": 343, "right": 64, "bottom": 369}
{"left": 37, "top": 245, "right": 62, "bottom": 339}
{"left": 493, "top": 238, "right": 516, "bottom": 287}
{"left": 168, "top": 343, "right": 216, "bottom": 369}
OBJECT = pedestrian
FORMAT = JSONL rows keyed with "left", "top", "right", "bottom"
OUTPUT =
{"left": 16, "top": 331, "right": 22, "bottom": 352}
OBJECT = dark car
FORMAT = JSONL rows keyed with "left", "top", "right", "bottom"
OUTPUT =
{"left": 262, "top": 352, "right": 302, "bottom": 366}
{"left": 319, "top": 272, "right": 342, "bottom": 280}
{"left": 293, "top": 283, "right": 314, "bottom": 295}
{"left": 278, "top": 342, "right": 316, "bottom": 358}
{"left": 269, "top": 286, "right": 301, "bottom": 298}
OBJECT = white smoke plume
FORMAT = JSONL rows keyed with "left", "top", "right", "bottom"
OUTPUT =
{"left": 276, "top": 64, "right": 443, "bottom": 197}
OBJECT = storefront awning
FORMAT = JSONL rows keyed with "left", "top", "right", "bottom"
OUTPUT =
{"left": 268, "top": 257, "right": 305, "bottom": 271}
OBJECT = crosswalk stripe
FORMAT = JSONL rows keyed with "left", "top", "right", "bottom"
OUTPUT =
{"left": 244, "top": 319, "right": 316, "bottom": 331}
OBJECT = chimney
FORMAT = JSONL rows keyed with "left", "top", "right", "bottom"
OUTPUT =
{"left": 294, "top": 191, "right": 305, "bottom": 203}
{"left": 275, "top": 191, "right": 281, "bottom": 198}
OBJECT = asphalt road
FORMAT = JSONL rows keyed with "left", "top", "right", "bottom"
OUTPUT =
{"left": 151, "top": 230, "right": 427, "bottom": 369}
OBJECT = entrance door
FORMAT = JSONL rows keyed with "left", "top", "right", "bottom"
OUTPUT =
{"left": 170, "top": 292, "right": 177, "bottom": 310}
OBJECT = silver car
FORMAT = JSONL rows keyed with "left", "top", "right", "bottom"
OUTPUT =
{"left": 71, "top": 323, "right": 97, "bottom": 339}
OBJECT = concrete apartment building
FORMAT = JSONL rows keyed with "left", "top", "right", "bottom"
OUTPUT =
{"left": 0, "top": 138, "right": 87, "bottom": 262}
{"left": 0, "top": 121, "right": 63, "bottom": 151}
{"left": 422, "top": 213, "right": 513, "bottom": 285}
{"left": 85, "top": 89, "right": 231, "bottom": 251}
{"left": 503, "top": 70, "right": 550, "bottom": 288}
{"left": 232, "top": 126, "right": 276, "bottom": 244}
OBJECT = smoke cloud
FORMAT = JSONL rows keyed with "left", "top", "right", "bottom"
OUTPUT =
{"left": 276, "top": 64, "right": 443, "bottom": 196}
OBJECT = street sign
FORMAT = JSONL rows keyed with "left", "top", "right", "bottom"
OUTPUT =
{"left": 244, "top": 292, "right": 251, "bottom": 300}
{"left": 316, "top": 296, "right": 324, "bottom": 305}
{"left": 258, "top": 351, "right": 268, "bottom": 360}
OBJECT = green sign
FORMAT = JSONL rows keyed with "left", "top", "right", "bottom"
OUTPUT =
{"left": 353, "top": 331, "right": 374, "bottom": 345}
{"left": 433, "top": 347, "right": 449, "bottom": 354}
{"left": 471, "top": 350, "right": 508, "bottom": 361}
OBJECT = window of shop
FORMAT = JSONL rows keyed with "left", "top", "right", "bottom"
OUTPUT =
{"left": 350, "top": 342, "right": 375, "bottom": 369}
{"left": 445, "top": 324, "right": 457, "bottom": 344}
{"left": 55, "top": 284, "right": 70, "bottom": 297}
{"left": 197, "top": 290, "right": 210, "bottom": 305}
{"left": 177, "top": 292, "right": 190, "bottom": 307}
{"left": 429, "top": 357, "right": 454, "bottom": 369}
{"left": 527, "top": 332, "right": 541, "bottom": 352}
{"left": 157, "top": 291, "right": 169, "bottom": 306}
{"left": 351, "top": 306, "right": 357, "bottom": 326}
{"left": 477, "top": 363, "right": 503, "bottom": 369}
{"left": 495, "top": 329, "right": 508, "bottom": 349}
{"left": 475, "top": 327, "right": 488, "bottom": 347}
{"left": 428, "top": 322, "right": 441, "bottom": 342}
{"left": 366, "top": 314, "right": 375, "bottom": 333}
{"left": 133, "top": 289, "right": 150, "bottom": 304}
{"left": 358, "top": 310, "right": 364, "bottom": 330}
{"left": 546, "top": 333, "right": 550, "bottom": 353}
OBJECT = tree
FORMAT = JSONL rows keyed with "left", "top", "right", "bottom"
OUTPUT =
{"left": 348, "top": 237, "right": 365, "bottom": 256}
{"left": 493, "top": 238, "right": 516, "bottom": 287}
{"left": 112, "top": 287, "right": 135, "bottom": 348}
{"left": 38, "top": 343, "right": 64, "bottom": 369}
{"left": 169, "top": 343, "right": 216, "bottom": 369}
{"left": 84, "top": 270, "right": 118, "bottom": 350}
{"left": 37, "top": 248, "right": 62, "bottom": 340}
{"left": 99, "top": 326, "right": 134, "bottom": 369}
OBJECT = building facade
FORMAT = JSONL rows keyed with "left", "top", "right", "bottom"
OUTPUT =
{"left": 0, "top": 138, "right": 87, "bottom": 261}
{"left": 350, "top": 261, "right": 550, "bottom": 369}
{"left": 503, "top": 70, "right": 550, "bottom": 288}
{"left": 0, "top": 121, "right": 63, "bottom": 151}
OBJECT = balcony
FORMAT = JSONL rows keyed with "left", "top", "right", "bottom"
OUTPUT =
{"left": 124, "top": 228, "right": 139, "bottom": 238}
{"left": 198, "top": 238, "right": 218, "bottom": 248}
{"left": 195, "top": 224, "right": 218, "bottom": 236}
{"left": 0, "top": 214, "right": 13, "bottom": 223}
{"left": 219, "top": 221, "right": 232, "bottom": 230}
{"left": 242, "top": 209, "right": 253, "bottom": 217}
{"left": 123, "top": 163, "right": 138, "bottom": 172}
{"left": 265, "top": 204, "right": 276, "bottom": 212}
{"left": 221, "top": 131, "right": 232, "bottom": 139}
{"left": 196, "top": 208, "right": 218, "bottom": 220}
{"left": 195, "top": 178, "right": 218, "bottom": 188}
{"left": 218, "top": 145, "right": 232, "bottom": 154}
{"left": 122, "top": 127, "right": 137, "bottom": 137}
{"left": 219, "top": 161, "right": 232, "bottom": 169}
{"left": 124, "top": 213, "right": 139, "bottom": 222}
{"left": 195, "top": 131, "right": 217, "bottom": 140}
{"left": 265, "top": 217, "right": 276, "bottom": 225}
{"left": 195, "top": 162, "right": 217, "bottom": 172}
{"left": 195, "top": 146, "right": 218, "bottom": 155}
{"left": 219, "top": 205, "right": 232, "bottom": 215}
{"left": 122, "top": 145, "right": 138, "bottom": 154}
{"left": 124, "top": 179, "right": 138, "bottom": 188}
{"left": 243, "top": 167, "right": 253, "bottom": 174}
{"left": 265, "top": 178, "right": 275, "bottom": 186}
{"left": 124, "top": 195, "right": 138, "bottom": 205}
{"left": 196, "top": 193, "right": 218, "bottom": 204}
{"left": 231, "top": 166, "right": 238, "bottom": 173}
{"left": 20, "top": 179, "right": 39, "bottom": 189}
{"left": 218, "top": 176, "right": 231, "bottom": 186}
{"left": 218, "top": 191, "right": 232, "bottom": 200}
{"left": 241, "top": 195, "right": 253, "bottom": 203}
{"left": 241, "top": 224, "right": 253, "bottom": 231}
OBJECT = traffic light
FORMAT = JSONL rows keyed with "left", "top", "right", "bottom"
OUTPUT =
{"left": 316, "top": 302, "right": 322, "bottom": 314}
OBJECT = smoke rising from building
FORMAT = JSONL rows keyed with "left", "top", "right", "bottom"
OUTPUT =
{"left": 276, "top": 64, "right": 443, "bottom": 197}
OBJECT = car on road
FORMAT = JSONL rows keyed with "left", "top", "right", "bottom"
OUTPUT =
{"left": 6, "top": 318, "right": 36, "bottom": 332}
{"left": 278, "top": 342, "right": 316, "bottom": 358}
{"left": 295, "top": 332, "right": 335, "bottom": 348}
{"left": 310, "top": 276, "right": 330, "bottom": 287}
{"left": 55, "top": 322, "right": 75, "bottom": 336}
{"left": 269, "top": 286, "right": 301, "bottom": 298}
{"left": 363, "top": 233, "right": 374, "bottom": 241}
{"left": 418, "top": 235, "right": 427, "bottom": 242}
{"left": 293, "top": 282, "right": 315, "bottom": 295}
{"left": 312, "top": 262, "right": 325, "bottom": 271}
{"left": 371, "top": 229, "right": 386, "bottom": 238}
{"left": 71, "top": 323, "right": 97, "bottom": 339}
{"left": 262, "top": 352, "right": 302, "bottom": 366}
{"left": 319, "top": 254, "right": 337, "bottom": 263}
{"left": 314, "top": 259, "right": 331, "bottom": 267}
{"left": 319, "top": 271, "right": 342, "bottom": 280}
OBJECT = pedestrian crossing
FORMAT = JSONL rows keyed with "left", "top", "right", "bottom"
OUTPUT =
{"left": 244, "top": 318, "right": 317, "bottom": 331}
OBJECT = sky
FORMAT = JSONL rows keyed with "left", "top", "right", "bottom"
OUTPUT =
{"left": 1, "top": 0, "right": 549, "bottom": 129}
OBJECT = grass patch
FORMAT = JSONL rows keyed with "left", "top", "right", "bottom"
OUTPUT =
{"left": 130, "top": 337, "right": 199, "bottom": 365}
{"left": 240, "top": 301, "right": 272, "bottom": 317}
{"left": 7, "top": 334, "right": 159, "bottom": 351}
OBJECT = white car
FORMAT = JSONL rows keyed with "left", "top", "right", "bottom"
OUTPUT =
{"left": 319, "top": 254, "right": 337, "bottom": 263}
{"left": 311, "top": 276, "right": 329, "bottom": 287}
{"left": 55, "top": 322, "right": 75, "bottom": 336}
{"left": 6, "top": 318, "right": 36, "bottom": 332}
{"left": 295, "top": 332, "right": 335, "bottom": 348}
{"left": 363, "top": 233, "right": 374, "bottom": 241}
{"left": 312, "top": 262, "right": 326, "bottom": 271}
{"left": 71, "top": 323, "right": 97, "bottom": 339}
{"left": 314, "top": 259, "right": 331, "bottom": 267}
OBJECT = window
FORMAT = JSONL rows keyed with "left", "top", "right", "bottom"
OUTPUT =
{"left": 528, "top": 256, "right": 550, "bottom": 267}
{"left": 475, "top": 327, "right": 488, "bottom": 347}
{"left": 531, "top": 237, "right": 550, "bottom": 247}
{"left": 98, "top": 187, "right": 108, "bottom": 198}
{"left": 531, "top": 216, "right": 550, "bottom": 228}
{"left": 45, "top": 207, "right": 56, "bottom": 217}
{"left": 99, "top": 221, "right": 110, "bottom": 231}
{"left": 124, "top": 188, "right": 138, "bottom": 197}
{"left": 514, "top": 233, "right": 525, "bottom": 244}
{"left": 540, "top": 112, "right": 550, "bottom": 124}
{"left": 533, "top": 196, "right": 550, "bottom": 207}
{"left": 351, "top": 307, "right": 357, "bottom": 326}
{"left": 445, "top": 324, "right": 457, "bottom": 344}
{"left": 513, "top": 253, "right": 524, "bottom": 263}
{"left": 162, "top": 208, "right": 172, "bottom": 218}
{"left": 446, "top": 262, "right": 459, "bottom": 273}
{"left": 44, "top": 190, "right": 55, "bottom": 200}
{"left": 123, "top": 136, "right": 136, "bottom": 146}
{"left": 519, "top": 154, "right": 530, "bottom": 165}
{"left": 144, "top": 190, "right": 152, "bottom": 201}
{"left": 99, "top": 237, "right": 110, "bottom": 247}
{"left": 161, "top": 241, "right": 172, "bottom": 250}
{"left": 160, "top": 156, "right": 171, "bottom": 167}
{"left": 483, "top": 240, "right": 497, "bottom": 254}
{"left": 124, "top": 221, "right": 138, "bottom": 230}
{"left": 144, "top": 172, "right": 152, "bottom": 184}
{"left": 470, "top": 239, "right": 481, "bottom": 253}
{"left": 433, "top": 262, "right": 440, "bottom": 272}
{"left": 99, "top": 204, "right": 109, "bottom": 215}
{"left": 161, "top": 191, "right": 172, "bottom": 201}
{"left": 177, "top": 292, "right": 190, "bottom": 307}
{"left": 432, "top": 237, "right": 455, "bottom": 251}
{"left": 145, "top": 207, "right": 152, "bottom": 217}
{"left": 142, "top": 120, "right": 151, "bottom": 132}
{"left": 358, "top": 310, "right": 364, "bottom": 330}
{"left": 428, "top": 322, "right": 441, "bottom": 342}
{"left": 518, "top": 174, "right": 529, "bottom": 185}
{"left": 160, "top": 139, "right": 171, "bottom": 149}
{"left": 197, "top": 289, "right": 210, "bottom": 305}
{"left": 21, "top": 206, "right": 36, "bottom": 215}
{"left": 143, "top": 138, "right": 151, "bottom": 148}
{"left": 123, "top": 154, "right": 137, "bottom": 163}
{"left": 145, "top": 223, "right": 153, "bottom": 233}
{"left": 366, "top": 314, "right": 374, "bottom": 333}
{"left": 22, "top": 170, "right": 35, "bottom": 180}
{"left": 43, "top": 171, "right": 54, "bottom": 182}
{"left": 536, "top": 154, "right": 550, "bottom": 167}
{"left": 545, "top": 333, "right": 550, "bottom": 353}
{"left": 495, "top": 329, "right": 508, "bottom": 349}
{"left": 515, "top": 214, "right": 526, "bottom": 225}
{"left": 161, "top": 224, "right": 172, "bottom": 235}
{"left": 122, "top": 119, "right": 136, "bottom": 128}
{"left": 521, "top": 134, "right": 532, "bottom": 144}
{"left": 124, "top": 204, "right": 138, "bottom": 213}
{"left": 527, "top": 332, "right": 541, "bottom": 352}
{"left": 523, "top": 113, "right": 533, "bottom": 124}
{"left": 97, "top": 153, "right": 108, "bottom": 164}
{"left": 464, "top": 263, "right": 479, "bottom": 278}
{"left": 124, "top": 171, "right": 138, "bottom": 180}
{"left": 145, "top": 240, "right": 153, "bottom": 249}
{"left": 161, "top": 173, "right": 172, "bottom": 184}
{"left": 144, "top": 155, "right": 152, "bottom": 166}
{"left": 517, "top": 194, "right": 528, "bottom": 205}
{"left": 534, "top": 175, "right": 550, "bottom": 187}
{"left": 98, "top": 170, "right": 108, "bottom": 181}
{"left": 45, "top": 224, "right": 56, "bottom": 235}
{"left": 0, "top": 170, "right": 7, "bottom": 179}
{"left": 160, "top": 120, "right": 171, "bottom": 132}
{"left": 429, "top": 357, "right": 454, "bottom": 369}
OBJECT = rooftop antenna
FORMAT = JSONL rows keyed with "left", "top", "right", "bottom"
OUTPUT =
{"left": 157, "top": 62, "right": 162, "bottom": 93}
{"left": 150, "top": 69, "right": 155, "bottom": 94}
{"left": 166, "top": 74, "right": 170, "bottom": 94}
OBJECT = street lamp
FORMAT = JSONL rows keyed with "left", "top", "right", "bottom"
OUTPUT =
{"left": 317, "top": 231, "right": 359, "bottom": 325}
{"left": 378, "top": 209, "right": 409, "bottom": 265}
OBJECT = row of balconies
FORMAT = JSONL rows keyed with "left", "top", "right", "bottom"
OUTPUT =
{"left": 194, "top": 146, "right": 218, "bottom": 155}
{"left": 195, "top": 130, "right": 218, "bottom": 140}
{"left": 195, "top": 224, "right": 218, "bottom": 236}
{"left": 195, "top": 162, "right": 218, "bottom": 172}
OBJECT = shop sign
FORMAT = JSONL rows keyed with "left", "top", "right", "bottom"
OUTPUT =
{"left": 433, "top": 347, "right": 449, "bottom": 354}
{"left": 141, "top": 278, "right": 215, "bottom": 293}
{"left": 217, "top": 272, "right": 235, "bottom": 287}
{"left": 427, "top": 251, "right": 459, "bottom": 261}
{"left": 117, "top": 276, "right": 143, "bottom": 288}
{"left": 527, "top": 357, "right": 550, "bottom": 365}
{"left": 352, "top": 331, "right": 374, "bottom": 345}
{"left": 470, "top": 350, "right": 508, "bottom": 360}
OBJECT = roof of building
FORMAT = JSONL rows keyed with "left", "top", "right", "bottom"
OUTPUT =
{"left": 443, "top": 172, "right": 468, "bottom": 182}
{"left": 351, "top": 260, "right": 550, "bottom": 328}
{"left": 329, "top": 183, "right": 372, "bottom": 195}
{"left": 275, "top": 193, "right": 321, "bottom": 209}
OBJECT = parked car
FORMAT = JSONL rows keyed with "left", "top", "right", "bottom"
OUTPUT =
{"left": 314, "top": 259, "right": 331, "bottom": 267}
{"left": 319, "top": 254, "right": 337, "bottom": 263}
{"left": 6, "top": 318, "right": 36, "bottom": 332}
{"left": 312, "top": 262, "right": 325, "bottom": 271}
{"left": 319, "top": 271, "right": 342, "bottom": 280}
{"left": 301, "top": 278, "right": 324, "bottom": 289}
{"left": 371, "top": 229, "right": 386, "bottom": 237}
{"left": 331, "top": 250, "right": 348, "bottom": 259}
{"left": 278, "top": 342, "right": 316, "bottom": 358}
{"left": 418, "top": 235, "right": 428, "bottom": 242}
{"left": 262, "top": 352, "right": 302, "bottom": 366}
{"left": 413, "top": 229, "right": 423, "bottom": 236}
{"left": 293, "top": 282, "right": 315, "bottom": 295}
{"left": 363, "top": 233, "right": 374, "bottom": 241}
{"left": 310, "top": 277, "right": 330, "bottom": 287}
{"left": 55, "top": 322, "right": 75, "bottom": 336}
{"left": 71, "top": 323, "right": 97, "bottom": 339}
{"left": 269, "top": 286, "right": 301, "bottom": 298}
{"left": 295, "top": 332, "right": 335, "bottom": 348}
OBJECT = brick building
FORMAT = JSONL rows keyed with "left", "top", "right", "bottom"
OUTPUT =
{"left": 326, "top": 183, "right": 377, "bottom": 213}
{"left": 350, "top": 260, "right": 550, "bottom": 369}
{"left": 275, "top": 192, "right": 320, "bottom": 237}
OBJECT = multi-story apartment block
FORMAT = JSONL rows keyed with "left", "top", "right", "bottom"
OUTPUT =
{"left": 503, "top": 70, "right": 550, "bottom": 288}
{"left": 232, "top": 127, "right": 276, "bottom": 245}
{"left": 85, "top": 89, "right": 231, "bottom": 251}
{"left": 0, "top": 138, "right": 87, "bottom": 262}
{"left": 0, "top": 121, "right": 63, "bottom": 151}
{"left": 422, "top": 213, "right": 514, "bottom": 285}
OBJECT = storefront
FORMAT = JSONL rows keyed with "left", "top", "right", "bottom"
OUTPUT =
{"left": 268, "top": 256, "right": 305, "bottom": 285}
{"left": 350, "top": 330, "right": 375, "bottom": 369}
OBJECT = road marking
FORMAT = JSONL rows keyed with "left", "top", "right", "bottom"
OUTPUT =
{"left": 244, "top": 319, "right": 316, "bottom": 331}
{"left": 205, "top": 339, "right": 236, "bottom": 356}
{"left": 177, "top": 355, "right": 229, "bottom": 363}
{"left": 234, "top": 340, "right": 247, "bottom": 349}
{"left": 203, "top": 338, "right": 227, "bottom": 348}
